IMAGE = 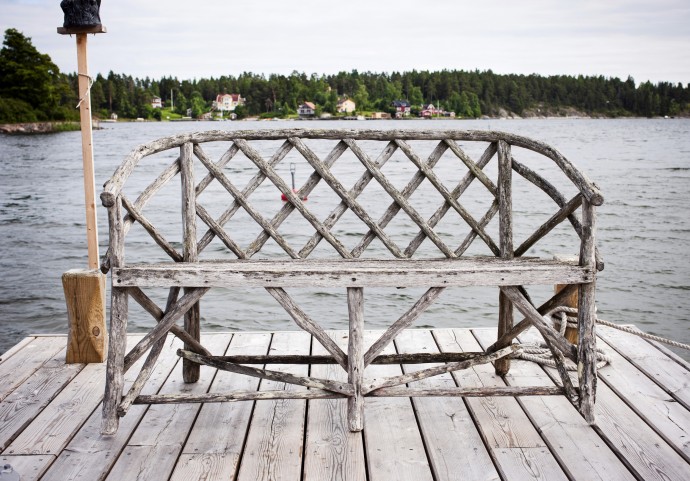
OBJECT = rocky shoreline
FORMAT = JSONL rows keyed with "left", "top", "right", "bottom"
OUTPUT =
{"left": 0, "top": 121, "right": 100, "bottom": 134}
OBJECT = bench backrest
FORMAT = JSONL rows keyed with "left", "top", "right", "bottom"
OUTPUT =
{"left": 100, "top": 129, "right": 603, "bottom": 271}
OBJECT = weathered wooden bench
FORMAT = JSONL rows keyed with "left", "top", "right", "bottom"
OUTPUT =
{"left": 99, "top": 128, "right": 603, "bottom": 435}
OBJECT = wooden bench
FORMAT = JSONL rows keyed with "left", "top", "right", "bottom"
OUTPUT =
{"left": 99, "top": 128, "right": 603, "bottom": 435}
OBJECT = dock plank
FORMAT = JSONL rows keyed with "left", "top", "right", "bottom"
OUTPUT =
{"left": 470, "top": 328, "right": 636, "bottom": 481}
{"left": 434, "top": 328, "right": 568, "bottom": 481}
{"left": 486, "top": 327, "right": 690, "bottom": 481}
{"left": 394, "top": 329, "right": 500, "bottom": 481}
{"left": 0, "top": 349, "right": 83, "bottom": 451}
{"left": 0, "top": 328, "right": 686, "bottom": 481}
{"left": 493, "top": 447, "right": 568, "bottom": 481}
{"left": 39, "top": 334, "right": 182, "bottom": 481}
{"left": 0, "top": 454, "right": 54, "bottom": 481}
{"left": 5, "top": 360, "right": 105, "bottom": 455}
{"left": 597, "top": 325, "right": 690, "bottom": 410}
{"left": 362, "top": 330, "right": 434, "bottom": 481}
{"left": 304, "top": 331, "right": 366, "bottom": 481}
{"left": 433, "top": 329, "right": 546, "bottom": 448}
{"left": 104, "top": 334, "right": 231, "bottom": 481}
{"left": 236, "top": 331, "right": 310, "bottom": 481}
{"left": 596, "top": 335, "right": 690, "bottom": 463}
{"left": 0, "top": 337, "right": 66, "bottom": 401}
{"left": 170, "top": 332, "right": 272, "bottom": 481}
{"left": 0, "top": 337, "right": 34, "bottom": 363}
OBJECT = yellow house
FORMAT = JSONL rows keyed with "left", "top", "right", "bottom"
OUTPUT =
{"left": 337, "top": 98, "right": 356, "bottom": 113}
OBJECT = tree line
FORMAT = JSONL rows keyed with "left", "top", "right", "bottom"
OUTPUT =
{"left": 1, "top": 28, "right": 689, "bottom": 123}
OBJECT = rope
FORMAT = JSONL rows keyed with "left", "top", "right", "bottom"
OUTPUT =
{"left": 514, "top": 305, "right": 690, "bottom": 370}
{"left": 549, "top": 306, "right": 690, "bottom": 351}
{"left": 75, "top": 73, "right": 94, "bottom": 109}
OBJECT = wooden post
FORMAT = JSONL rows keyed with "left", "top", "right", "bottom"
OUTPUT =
{"left": 495, "top": 140, "right": 514, "bottom": 376}
{"left": 578, "top": 200, "right": 598, "bottom": 424}
{"left": 58, "top": 25, "right": 108, "bottom": 364}
{"left": 347, "top": 287, "right": 365, "bottom": 431}
{"left": 76, "top": 33, "right": 99, "bottom": 270}
{"left": 180, "top": 143, "right": 201, "bottom": 383}
{"left": 63, "top": 269, "right": 107, "bottom": 363}
{"left": 554, "top": 254, "right": 580, "bottom": 344}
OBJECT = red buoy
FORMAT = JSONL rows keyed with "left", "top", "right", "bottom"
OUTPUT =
{"left": 281, "top": 163, "right": 308, "bottom": 201}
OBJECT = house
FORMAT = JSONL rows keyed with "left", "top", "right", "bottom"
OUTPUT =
{"left": 391, "top": 100, "right": 411, "bottom": 118}
{"left": 298, "top": 101, "right": 316, "bottom": 118}
{"left": 420, "top": 103, "right": 441, "bottom": 118}
{"left": 213, "top": 93, "right": 245, "bottom": 112}
{"left": 337, "top": 98, "right": 356, "bottom": 113}
{"left": 151, "top": 96, "right": 162, "bottom": 109}
{"left": 370, "top": 111, "right": 392, "bottom": 119}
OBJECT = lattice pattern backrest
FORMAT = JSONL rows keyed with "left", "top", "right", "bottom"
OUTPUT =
{"left": 100, "top": 129, "right": 603, "bottom": 270}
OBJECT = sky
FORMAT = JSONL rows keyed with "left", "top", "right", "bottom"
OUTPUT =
{"left": 1, "top": 0, "right": 689, "bottom": 85}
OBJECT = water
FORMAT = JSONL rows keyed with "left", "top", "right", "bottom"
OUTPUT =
{"left": 1, "top": 118, "right": 689, "bottom": 360}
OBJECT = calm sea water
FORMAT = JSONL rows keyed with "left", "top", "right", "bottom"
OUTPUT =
{"left": 1, "top": 118, "right": 689, "bottom": 360}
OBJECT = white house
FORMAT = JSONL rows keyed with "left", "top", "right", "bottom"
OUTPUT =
{"left": 151, "top": 96, "right": 162, "bottom": 109}
{"left": 213, "top": 93, "right": 245, "bottom": 112}
{"left": 298, "top": 101, "right": 316, "bottom": 118}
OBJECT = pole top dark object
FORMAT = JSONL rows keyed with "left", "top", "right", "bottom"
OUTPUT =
{"left": 57, "top": 0, "right": 107, "bottom": 35}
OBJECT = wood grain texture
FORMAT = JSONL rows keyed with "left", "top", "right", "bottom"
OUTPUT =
{"left": 235, "top": 331, "right": 310, "bottom": 481}
{"left": 0, "top": 336, "right": 34, "bottom": 363}
{"left": 7, "top": 361, "right": 109, "bottom": 455}
{"left": 0, "top": 351, "right": 82, "bottom": 450}
{"left": 0, "top": 337, "right": 66, "bottom": 402}
{"left": 394, "top": 329, "right": 501, "bottom": 481}
{"left": 489, "top": 328, "right": 690, "bottom": 481}
{"left": 471, "top": 328, "right": 636, "bottom": 481}
{"left": 104, "top": 335, "right": 231, "bottom": 481}
{"left": 0, "top": 330, "right": 687, "bottom": 481}
{"left": 361, "top": 331, "right": 434, "bottom": 481}
{"left": 596, "top": 325, "right": 690, "bottom": 411}
{"left": 596, "top": 335, "right": 690, "bottom": 463}
{"left": 114, "top": 257, "right": 592, "bottom": 288}
{"left": 180, "top": 142, "right": 200, "bottom": 383}
{"left": 63, "top": 269, "right": 107, "bottom": 363}
{"left": 0, "top": 454, "right": 54, "bottom": 481}
{"left": 305, "top": 331, "right": 366, "bottom": 481}
{"left": 496, "top": 140, "right": 514, "bottom": 376}
{"left": 577, "top": 200, "right": 597, "bottom": 423}
{"left": 433, "top": 329, "right": 546, "bottom": 450}
{"left": 169, "top": 332, "right": 271, "bottom": 481}
{"left": 347, "top": 288, "right": 365, "bottom": 431}
{"left": 40, "top": 335, "right": 179, "bottom": 481}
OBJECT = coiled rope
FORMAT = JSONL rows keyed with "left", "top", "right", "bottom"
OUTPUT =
{"left": 515, "top": 306, "right": 690, "bottom": 370}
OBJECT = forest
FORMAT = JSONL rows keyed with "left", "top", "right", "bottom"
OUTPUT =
{"left": 1, "top": 28, "right": 689, "bottom": 123}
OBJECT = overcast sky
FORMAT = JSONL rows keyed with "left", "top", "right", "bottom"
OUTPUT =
{"left": 2, "top": 0, "right": 689, "bottom": 85}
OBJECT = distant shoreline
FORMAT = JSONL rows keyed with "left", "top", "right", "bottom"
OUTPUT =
{"left": 2, "top": 115, "right": 687, "bottom": 134}
{"left": 0, "top": 120, "right": 102, "bottom": 134}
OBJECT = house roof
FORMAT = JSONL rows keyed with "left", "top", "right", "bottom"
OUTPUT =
{"left": 301, "top": 101, "right": 316, "bottom": 109}
{"left": 392, "top": 100, "right": 411, "bottom": 107}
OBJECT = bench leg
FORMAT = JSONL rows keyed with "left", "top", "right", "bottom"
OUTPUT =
{"left": 183, "top": 294, "right": 200, "bottom": 383}
{"left": 101, "top": 286, "right": 128, "bottom": 435}
{"left": 495, "top": 290, "right": 513, "bottom": 375}
{"left": 347, "top": 287, "right": 365, "bottom": 431}
{"left": 577, "top": 281, "right": 597, "bottom": 424}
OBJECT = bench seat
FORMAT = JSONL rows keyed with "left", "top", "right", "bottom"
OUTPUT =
{"left": 113, "top": 256, "right": 593, "bottom": 288}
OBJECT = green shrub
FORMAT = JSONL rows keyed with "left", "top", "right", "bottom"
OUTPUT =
{"left": 0, "top": 96, "right": 38, "bottom": 122}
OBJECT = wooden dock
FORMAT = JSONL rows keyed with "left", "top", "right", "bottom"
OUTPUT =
{"left": 0, "top": 326, "right": 688, "bottom": 481}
